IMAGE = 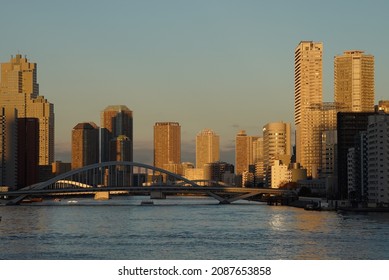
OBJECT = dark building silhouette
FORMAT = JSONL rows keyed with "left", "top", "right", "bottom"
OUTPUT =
{"left": 337, "top": 112, "right": 372, "bottom": 200}
{"left": 17, "top": 117, "right": 39, "bottom": 189}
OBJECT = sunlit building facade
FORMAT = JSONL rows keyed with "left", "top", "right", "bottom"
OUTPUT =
{"left": 196, "top": 129, "right": 219, "bottom": 169}
{"left": 235, "top": 130, "right": 259, "bottom": 175}
{"left": 335, "top": 50, "right": 375, "bottom": 112}
{"left": 0, "top": 54, "right": 54, "bottom": 165}
{"left": 71, "top": 122, "right": 99, "bottom": 169}
{"left": 294, "top": 41, "right": 323, "bottom": 178}
{"left": 154, "top": 122, "right": 181, "bottom": 169}
{"left": 100, "top": 105, "right": 133, "bottom": 162}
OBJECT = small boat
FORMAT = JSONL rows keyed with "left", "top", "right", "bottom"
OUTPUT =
{"left": 140, "top": 200, "right": 154, "bottom": 206}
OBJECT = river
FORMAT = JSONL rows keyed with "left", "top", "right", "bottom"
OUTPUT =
{"left": 1, "top": 196, "right": 388, "bottom": 259}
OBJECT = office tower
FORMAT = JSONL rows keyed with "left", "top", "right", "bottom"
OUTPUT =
{"left": 294, "top": 41, "right": 323, "bottom": 178}
{"left": 235, "top": 130, "right": 259, "bottom": 175}
{"left": 0, "top": 54, "right": 54, "bottom": 165}
{"left": 335, "top": 50, "right": 375, "bottom": 112}
{"left": 17, "top": 118, "right": 39, "bottom": 188}
{"left": 71, "top": 122, "right": 99, "bottom": 169}
{"left": 263, "top": 122, "right": 291, "bottom": 186}
{"left": 154, "top": 122, "right": 181, "bottom": 169}
{"left": 0, "top": 107, "right": 17, "bottom": 189}
{"left": 337, "top": 112, "right": 372, "bottom": 200}
{"left": 196, "top": 129, "right": 220, "bottom": 169}
{"left": 100, "top": 105, "right": 133, "bottom": 162}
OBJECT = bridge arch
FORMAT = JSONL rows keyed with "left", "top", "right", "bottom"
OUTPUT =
{"left": 24, "top": 161, "right": 200, "bottom": 191}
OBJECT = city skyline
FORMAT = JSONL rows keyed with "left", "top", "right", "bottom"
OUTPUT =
{"left": 1, "top": 1, "right": 389, "bottom": 165}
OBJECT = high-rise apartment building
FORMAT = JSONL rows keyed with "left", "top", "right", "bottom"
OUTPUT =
{"left": 235, "top": 130, "right": 259, "bottom": 176}
{"left": 0, "top": 54, "right": 54, "bottom": 165}
{"left": 334, "top": 50, "right": 375, "bottom": 112}
{"left": 263, "top": 122, "right": 291, "bottom": 187}
{"left": 294, "top": 41, "right": 323, "bottom": 178}
{"left": 71, "top": 122, "right": 99, "bottom": 169}
{"left": 154, "top": 122, "right": 181, "bottom": 169}
{"left": 100, "top": 105, "right": 133, "bottom": 162}
{"left": 196, "top": 129, "right": 219, "bottom": 169}
{"left": 263, "top": 122, "right": 291, "bottom": 167}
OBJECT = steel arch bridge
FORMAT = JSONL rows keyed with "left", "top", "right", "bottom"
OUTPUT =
{"left": 3, "top": 161, "right": 296, "bottom": 205}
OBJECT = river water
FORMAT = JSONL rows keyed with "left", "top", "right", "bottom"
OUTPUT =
{"left": 1, "top": 196, "right": 388, "bottom": 260}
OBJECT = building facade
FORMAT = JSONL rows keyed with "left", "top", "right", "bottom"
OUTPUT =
{"left": 294, "top": 41, "right": 323, "bottom": 178}
{"left": 337, "top": 112, "right": 372, "bottom": 200}
{"left": 270, "top": 160, "right": 291, "bottom": 188}
{"left": 235, "top": 130, "right": 259, "bottom": 175}
{"left": 154, "top": 122, "right": 181, "bottom": 169}
{"left": 263, "top": 122, "right": 291, "bottom": 187}
{"left": 367, "top": 114, "right": 389, "bottom": 206}
{"left": 17, "top": 117, "right": 39, "bottom": 188}
{"left": 71, "top": 122, "right": 100, "bottom": 169}
{"left": 0, "top": 107, "right": 17, "bottom": 188}
{"left": 0, "top": 54, "right": 54, "bottom": 165}
{"left": 100, "top": 105, "right": 133, "bottom": 162}
{"left": 334, "top": 50, "right": 375, "bottom": 112}
{"left": 196, "top": 129, "right": 219, "bottom": 169}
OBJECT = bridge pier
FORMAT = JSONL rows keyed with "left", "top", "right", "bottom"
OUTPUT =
{"left": 94, "top": 191, "right": 110, "bottom": 200}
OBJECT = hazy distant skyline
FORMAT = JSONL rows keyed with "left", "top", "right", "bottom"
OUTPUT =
{"left": 1, "top": 0, "right": 388, "bottom": 165}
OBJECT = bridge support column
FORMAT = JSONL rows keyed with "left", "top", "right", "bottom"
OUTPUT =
{"left": 95, "top": 192, "right": 110, "bottom": 200}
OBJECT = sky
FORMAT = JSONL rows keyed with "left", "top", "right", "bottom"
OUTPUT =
{"left": 1, "top": 0, "right": 389, "bottom": 165}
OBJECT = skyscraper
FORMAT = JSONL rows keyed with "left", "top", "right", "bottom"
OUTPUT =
{"left": 263, "top": 122, "right": 291, "bottom": 186}
{"left": 196, "top": 129, "right": 220, "bottom": 169}
{"left": 294, "top": 41, "right": 323, "bottom": 177}
{"left": 71, "top": 122, "right": 99, "bottom": 169}
{"left": 235, "top": 130, "right": 260, "bottom": 175}
{"left": 0, "top": 54, "right": 54, "bottom": 165}
{"left": 154, "top": 122, "right": 181, "bottom": 169}
{"left": 263, "top": 122, "right": 291, "bottom": 167}
{"left": 100, "top": 105, "right": 133, "bottom": 162}
{"left": 334, "top": 50, "right": 375, "bottom": 112}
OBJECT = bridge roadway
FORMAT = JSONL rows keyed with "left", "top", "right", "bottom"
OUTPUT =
{"left": 1, "top": 185, "right": 295, "bottom": 205}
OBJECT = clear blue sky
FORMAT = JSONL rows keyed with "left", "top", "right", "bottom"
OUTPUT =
{"left": 1, "top": 0, "right": 389, "bottom": 164}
